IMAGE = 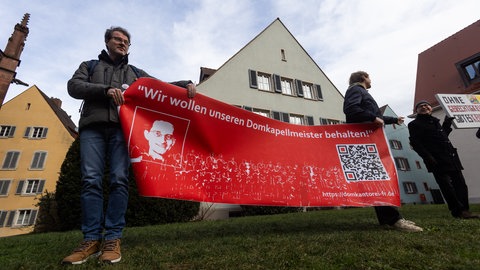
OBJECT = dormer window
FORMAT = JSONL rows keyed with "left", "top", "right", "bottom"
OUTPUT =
{"left": 456, "top": 53, "right": 480, "bottom": 87}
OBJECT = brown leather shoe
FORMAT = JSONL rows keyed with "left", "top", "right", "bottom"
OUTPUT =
{"left": 61, "top": 240, "right": 101, "bottom": 265}
{"left": 458, "top": 211, "right": 480, "bottom": 219}
{"left": 99, "top": 239, "right": 122, "bottom": 264}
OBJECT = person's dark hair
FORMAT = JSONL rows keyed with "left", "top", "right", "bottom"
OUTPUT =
{"left": 349, "top": 71, "right": 369, "bottom": 85}
{"left": 104, "top": 26, "right": 131, "bottom": 44}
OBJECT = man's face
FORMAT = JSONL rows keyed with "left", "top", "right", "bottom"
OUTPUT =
{"left": 364, "top": 75, "right": 372, "bottom": 89}
{"left": 106, "top": 31, "right": 130, "bottom": 58}
{"left": 416, "top": 103, "right": 432, "bottom": 115}
{"left": 144, "top": 122, "right": 175, "bottom": 156}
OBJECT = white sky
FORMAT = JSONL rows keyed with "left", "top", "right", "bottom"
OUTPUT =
{"left": 1, "top": 0, "right": 479, "bottom": 125}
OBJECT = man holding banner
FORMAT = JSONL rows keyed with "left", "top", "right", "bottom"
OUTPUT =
{"left": 408, "top": 100, "right": 479, "bottom": 219}
{"left": 63, "top": 26, "right": 196, "bottom": 265}
{"left": 343, "top": 71, "right": 423, "bottom": 232}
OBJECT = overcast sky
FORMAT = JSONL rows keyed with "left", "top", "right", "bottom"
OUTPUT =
{"left": 1, "top": 0, "right": 479, "bottom": 125}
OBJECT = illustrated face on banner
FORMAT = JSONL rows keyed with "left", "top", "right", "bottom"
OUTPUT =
{"left": 128, "top": 106, "right": 190, "bottom": 168}
{"left": 144, "top": 120, "right": 176, "bottom": 160}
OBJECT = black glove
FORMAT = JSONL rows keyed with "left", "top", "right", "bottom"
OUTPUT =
{"left": 444, "top": 115, "right": 455, "bottom": 124}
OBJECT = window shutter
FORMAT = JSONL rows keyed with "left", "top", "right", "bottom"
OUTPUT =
{"left": 39, "top": 152, "right": 46, "bottom": 168}
{"left": 6, "top": 211, "right": 15, "bottom": 227}
{"left": 306, "top": 116, "right": 314, "bottom": 126}
{"left": 273, "top": 74, "right": 282, "bottom": 93}
{"left": 295, "top": 79, "right": 304, "bottom": 97}
{"left": 41, "top": 128, "right": 48, "bottom": 138}
{"left": 16, "top": 180, "right": 25, "bottom": 195}
{"left": 23, "top": 127, "right": 31, "bottom": 138}
{"left": 37, "top": 180, "right": 46, "bottom": 194}
{"left": 281, "top": 112, "right": 290, "bottom": 123}
{"left": 0, "top": 180, "right": 10, "bottom": 195}
{"left": 31, "top": 153, "right": 39, "bottom": 169}
{"left": 0, "top": 211, "right": 7, "bottom": 227}
{"left": 272, "top": 111, "right": 281, "bottom": 121}
{"left": 8, "top": 126, "right": 16, "bottom": 137}
{"left": 28, "top": 210, "right": 38, "bottom": 225}
{"left": 249, "top": 69, "right": 258, "bottom": 89}
{"left": 315, "top": 84, "right": 323, "bottom": 100}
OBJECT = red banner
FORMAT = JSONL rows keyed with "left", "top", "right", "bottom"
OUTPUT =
{"left": 119, "top": 78, "right": 400, "bottom": 207}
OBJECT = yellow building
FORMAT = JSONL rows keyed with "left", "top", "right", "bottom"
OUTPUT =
{"left": 0, "top": 85, "right": 76, "bottom": 237}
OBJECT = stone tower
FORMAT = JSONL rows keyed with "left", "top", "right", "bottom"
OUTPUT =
{"left": 0, "top": 13, "right": 30, "bottom": 109}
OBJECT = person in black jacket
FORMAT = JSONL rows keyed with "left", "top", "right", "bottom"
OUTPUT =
{"left": 408, "top": 100, "right": 479, "bottom": 219}
{"left": 62, "top": 26, "right": 196, "bottom": 265}
{"left": 343, "top": 71, "right": 423, "bottom": 232}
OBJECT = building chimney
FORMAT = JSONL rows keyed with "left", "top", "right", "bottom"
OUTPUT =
{"left": 51, "top": 97, "right": 62, "bottom": 108}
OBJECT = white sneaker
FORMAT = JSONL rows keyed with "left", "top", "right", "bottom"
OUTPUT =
{"left": 402, "top": 219, "right": 416, "bottom": 225}
{"left": 392, "top": 219, "right": 423, "bottom": 232}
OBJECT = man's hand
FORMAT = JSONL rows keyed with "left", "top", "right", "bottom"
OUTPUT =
{"left": 107, "top": 88, "right": 125, "bottom": 105}
{"left": 186, "top": 83, "right": 196, "bottom": 98}
{"left": 373, "top": 117, "right": 384, "bottom": 127}
{"left": 397, "top": 116, "right": 405, "bottom": 125}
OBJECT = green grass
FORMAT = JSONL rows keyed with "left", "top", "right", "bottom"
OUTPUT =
{"left": 1, "top": 204, "right": 479, "bottom": 270}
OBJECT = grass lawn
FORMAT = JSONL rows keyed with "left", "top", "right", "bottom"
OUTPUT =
{"left": 1, "top": 204, "right": 479, "bottom": 270}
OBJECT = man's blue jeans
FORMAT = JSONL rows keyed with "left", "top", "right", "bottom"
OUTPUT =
{"left": 80, "top": 125, "right": 130, "bottom": 241}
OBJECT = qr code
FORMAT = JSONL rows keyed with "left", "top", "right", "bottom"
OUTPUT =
{"left": 336, "top": 144, "right": 390, "bottom": 181}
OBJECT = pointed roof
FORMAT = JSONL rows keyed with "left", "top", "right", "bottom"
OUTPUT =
{"left": 3, "top": 85, "right": 78, "bottom": 138}
{"left": 198, "top": 18, "right": 341, "bottom": 96}
{"left": 38, "top": 88, "right": 78, "bottom": 138}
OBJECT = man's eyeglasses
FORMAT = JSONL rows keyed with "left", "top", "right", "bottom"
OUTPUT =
{"left": 111, "top": 36, "right": 131, "bottom": 46}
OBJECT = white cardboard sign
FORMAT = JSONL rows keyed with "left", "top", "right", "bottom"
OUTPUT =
{"left": 435, "top": 94, "right": 480, "bottom": 128}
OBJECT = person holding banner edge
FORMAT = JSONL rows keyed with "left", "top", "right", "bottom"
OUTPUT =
{"left": 343, "top": 71, "right": 423, "bottom": 232}
{"left": 408, "top": 100, "right": 479, "bottom": 219}
{"left": 63, "top": 26, "right": 196, "bottom": 265}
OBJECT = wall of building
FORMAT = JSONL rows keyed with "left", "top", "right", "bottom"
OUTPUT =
{"left": 383, "top": 106, "right": 440, "bottom": 205}
{"left": 0, "top": 86, "right": 75, "bottom": 237}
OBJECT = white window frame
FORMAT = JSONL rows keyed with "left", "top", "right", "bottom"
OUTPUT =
{"left": 257, "top": 73, "right": 272, "bottom": 92}
{"left": 395, "top": 157, "right": 411, "bottom": 171}
{"left": 14, "top": 209, "right": 37, "bottom": 227}
{"left": 24, "top": 126, "right": 48, "bottom": 139}
{"left": 280, "top": 78, "right": 294, "bottom": 96}
{"left": 0, "top": 125, "right": 16, "bottom": 138}
{"left": 389, "top": 140, "right": 403, "bottom": 150}
{"left": 302, "top": 83, "right": 314, "bottom": 99}
{"left": 252, "top": 108, "right": 270, "bottom": 118}
{"left": 289, "top": 114, "right": 305, "bottom": 125}
{"left": 24, "top": 179, "right": 42, "bottom": 194}
{"left": 319, "top": 118, "right": 341, "bottom": 125}
{"left": 403, "top": 182, "right": 418, "bottom": 194}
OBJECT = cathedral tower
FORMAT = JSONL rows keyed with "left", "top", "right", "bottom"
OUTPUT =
{"left": 0, "top": 13, "right": 30, "bottom": 108}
